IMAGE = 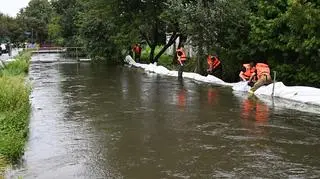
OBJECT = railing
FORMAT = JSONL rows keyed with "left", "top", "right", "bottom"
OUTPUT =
{"left": 29, "top": 47, "right": 90, "bottom": 61}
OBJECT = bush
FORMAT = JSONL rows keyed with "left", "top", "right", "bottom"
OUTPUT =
{"left": 0, "top": 51, "right": 31, "bottom": 164}
{"left": 140, "top": 45, "right": 172, "bottom": 64}
{"left": 0, "top": 77, "right": 30, "bottom": 162}
{"left": 0, "top": 51, "right": 31, "bottom": 76}
{"left": 158, "top": 54, "right": 175, "bottom": 69}
{"left": 0, "top": 155, "right": 7, "bottom": 175}
{"left": 0, "top": 76, "right": 30, "bottom": 112}
{"left": 273, "top": 64, "right": 320, "bottom": 87}
{"left": 140, "top": 46, "right": 151, "bottom": 63}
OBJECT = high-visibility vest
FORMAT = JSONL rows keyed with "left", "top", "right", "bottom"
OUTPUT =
{"left": 176, "top": 48, "right": 187, "bottom": 61}
{"left": 212, "top": 56, "right": 221, "bottom": 69}
{"left": 242, "top": 64, "right": 255, "bottom": 79}
{"left": 256, "top": 63, "right": 270, "bottom": 79}
{"left": 207, "top": 55, "right": 221, "bottom": 70}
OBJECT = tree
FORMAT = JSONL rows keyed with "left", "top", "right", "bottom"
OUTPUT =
{"left": 248, "top": 0, "right": 320, "bottom": 67}
{"left": 17, "top": 0, "right": 53, "bottom": 43}
{"left": 51, "top": 0, "right": 84, "bottom": 46}
{"left": 48, "top": 14, "right": 64, "bottom": 45}
{"left": 26, "top": 0, "right": 318, "bottom": 85}
{"left": 165, "top": 0, "right": 250, "bottom": 75}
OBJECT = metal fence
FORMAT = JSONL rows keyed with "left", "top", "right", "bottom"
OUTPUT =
{"left": 30, "top": 47, "right": 90, "bottom": 61}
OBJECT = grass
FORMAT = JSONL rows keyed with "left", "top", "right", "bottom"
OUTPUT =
{"left": 140, "top": 45, "right": 176, "bottom": 68}
{"left": 0, "top": 50, "right": 31, "bottom": 175}
{"left": 0, "top": 51, "right": 30, "bottom": 76}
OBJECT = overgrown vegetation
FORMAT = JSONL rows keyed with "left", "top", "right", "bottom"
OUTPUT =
{"left": 0, "top": 155, "right": 7, "bottom": 175}
{"left": 273, "top": 64, "right": 320, "bottom": 88}
{"left": 0, "top": 51, "right": 31, "bottom": 175}
{"left": 0, "top": 52, "right": 30, "bottom": 76}
{"left": 1, "top": 0, "right": 319, "bottom": 86}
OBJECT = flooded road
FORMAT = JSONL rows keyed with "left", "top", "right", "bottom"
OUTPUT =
{"left": 6, "top": 54, "right": 320, "bottom": 178}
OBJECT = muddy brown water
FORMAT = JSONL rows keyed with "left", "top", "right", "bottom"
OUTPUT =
{"left": 5, "top": 54, "right": 320, "bottom": 178}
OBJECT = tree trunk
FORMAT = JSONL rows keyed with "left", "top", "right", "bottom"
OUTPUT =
{"left": 196, "top": 31, "right": 204, "bottom": 74}
{"left": 172, "top": 38, "right": 177, "bottom": 65}
{"left": 154, "top": 33, "right": 179, "bottom": 62}
{"left": 149, "top": 44, "right": 156, "bottom": 63}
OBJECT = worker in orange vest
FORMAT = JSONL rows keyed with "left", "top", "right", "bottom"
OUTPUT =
{"left": 176, "top": 45, "right": 187, "bottom": 79}
{"left": 207, "top": 54, "right": 222, "bottom": 79}
{"left": 239, "top": 62, "right": 257, "bottom": 87}
{"left": 239, "top": 62, "right": 256, "bottom": 81}
{"left": 249, "top": 62, "right": 272, "bottom": 93}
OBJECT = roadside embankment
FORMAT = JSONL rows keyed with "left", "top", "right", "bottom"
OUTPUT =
{"left": 0, "top": 51, "right": 31, "bottom": 175}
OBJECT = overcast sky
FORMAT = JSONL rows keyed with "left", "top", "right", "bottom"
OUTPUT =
{"left": 0, "top": 0, "right": 30, "bottom": 17}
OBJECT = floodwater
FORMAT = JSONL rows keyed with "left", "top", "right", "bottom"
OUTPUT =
{"left": 6, "top": 54, "right": 320, "bottom": 178}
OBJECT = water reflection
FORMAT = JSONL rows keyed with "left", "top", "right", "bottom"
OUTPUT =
{"left": 233, "top": 92, "right": 271, "bottom": 139}
{"left": 177, "top": 80, "right": 187, "bottom": 110}
{"left": 240, "top": 95, "right": 270, "bottom": 125}
{"left": 207, "top": 87, "right": 219, "bottom": 105}
{"left": 6, "top": 59, "right": 320, "bottom": 178}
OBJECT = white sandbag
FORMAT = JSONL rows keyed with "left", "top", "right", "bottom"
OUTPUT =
{"left": 123, "top": 57, "right": 320, "bottom": 107}
{"left": 232, "top": 81, "right": 251, "bottom": 92}
{"left": 124, "top": 55, "right": 136, "bottom": 65}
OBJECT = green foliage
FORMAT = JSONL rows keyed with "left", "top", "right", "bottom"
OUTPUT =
{"left": 158, "top": 55, "right": 173, "bottom": 69}
{"left": 0, "top": 155, "right": 8, "bottom": 175}
{"left": 0, "top": 13, "right": 21, "bottom": 43}
{"left": 141, "top": 45, "right": 165, "bottom": 63}
{"left": 51, "top": 0, "right": 84, "bottom": 47}
{"left": 16, "top": 0, "right": 53, "bottom": 43}
{"left": 164, "top": 0, "right": 250, "bottom": 73}
{"left": 273, "top": 64, "right": 320, "bottom": 87}
{"left": 0, "top": 51, "right": 31, "bottom": 163}
{"left": 140, "top": 46, "right": 152, "bottom": 63}
{"left": 3, "top": 0, "right": 319, "bottom": 86}
{"left": 75, "top": 0, "right": 120, "bottom": 60}
{"left": 218, "top": 50, "right": 242, "bottom": 82}
{"left": 0, "top": 52, "right": 31, "bottom": 76}
{"left": 140, "top": 45, "right": 174, "bottom": 67}
{"left": 48, "top": 15, "right": 64, "bottom": 45}
{"left": 0, "top": 76, "right": 30, "bottom": 161}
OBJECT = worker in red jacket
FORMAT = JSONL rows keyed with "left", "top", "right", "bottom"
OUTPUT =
{"left": 132, "top": 43, "right": 142, "bottom": 62}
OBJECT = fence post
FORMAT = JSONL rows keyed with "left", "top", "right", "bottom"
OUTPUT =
{"left": 272, "top": 71, "right": 277, "bottom": 97}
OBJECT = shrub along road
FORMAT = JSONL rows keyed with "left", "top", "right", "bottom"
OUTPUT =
{"left": 0, "top": 50, "right": 31, "bottom": 175}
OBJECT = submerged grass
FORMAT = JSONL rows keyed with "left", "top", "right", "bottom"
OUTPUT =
{"left": 0, "top": 50, "right": 31, "bottom": 175}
